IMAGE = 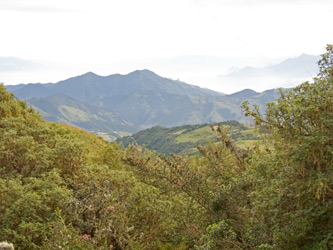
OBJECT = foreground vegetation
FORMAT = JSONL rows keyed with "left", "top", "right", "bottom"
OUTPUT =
{"left": 0, "top": 45, "right": 332, "bottom": 249}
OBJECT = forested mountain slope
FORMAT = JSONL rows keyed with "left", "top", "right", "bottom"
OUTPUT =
{"left": 6, "top": 70, "right": 280, "bottom": 139}
{"left": 28, "top": 93, "right": 136, "bottom": 141}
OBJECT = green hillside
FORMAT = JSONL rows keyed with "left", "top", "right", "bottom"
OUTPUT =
{"left": 117, "top": 120, "right": 260, "bottom": 155}
{"left": 0, "top": 45, "right": 332, "bottom": 250}
{"left": 27, "top": 93, "right": 135, "bottom": 141}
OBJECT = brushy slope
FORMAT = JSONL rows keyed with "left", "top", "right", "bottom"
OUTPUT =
{"left": 0, "top": 45, "right": 332, "bottom": 250}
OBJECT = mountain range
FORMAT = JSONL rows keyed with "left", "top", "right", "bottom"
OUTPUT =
{"left": 6, "top": 69, "right": 282, "bottom": 140}
{"left": 0, "top": 56, "right": 44, "bottom": 72}
{"left": 226, "top": 54, "right": 319, "bottom": 79}
{"left": 216, "top": 54, "right": 320, "bottom": 92}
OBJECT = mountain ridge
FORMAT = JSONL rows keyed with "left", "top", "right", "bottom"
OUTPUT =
{"left": 226, "top": 54, "right": 319, "bottom": 79}
{"left": 6, "top": 69, "right": 281, "bottom": 140}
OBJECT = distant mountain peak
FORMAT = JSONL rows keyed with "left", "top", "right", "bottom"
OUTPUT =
{"left": 129, "top": 69, "right": 157, "bottom": 76}
{"left": 298, "top": 53, "right": 314, "bottom": 58}
{"left": 224, "top": 53, "right": 320, "bottom": 84}
{"left": 58, "top": 71, "right": 101, "bottom": 85}
{"left": 137, "top": 69, "right": 154, "bottom": 73}
{"left": 229, "top": 88, "right": 258, "bottom": 98}
{"left": 84, "top": 71, "right": 98, "bottom": 75}
{"left": 237, "top": 88, "right": 258, "bottom": 94}
{"left": 80, "top": 71, "right": 100, "bottom": 77}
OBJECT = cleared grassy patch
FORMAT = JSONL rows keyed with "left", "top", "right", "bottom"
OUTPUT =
{"left": 175, "top": 126, "right": 216, "bottom": 143}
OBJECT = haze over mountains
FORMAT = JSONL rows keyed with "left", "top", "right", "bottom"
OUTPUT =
{"left": 6, "top": 69, "right": 280, "bottom": 141}
{"left": 216, "top": 54, "right": 320, "bottom": 91}
{"left": 226, "top": 54, "right": 319, "bottom": 78}
{"left": 2, "top": 53, "right": 319, "bottom": 93}
{"left": 0, "top": 56, "right": 45, "bottom": 72}
{"left": 3, "top": 54, "right": 319, "bottom": 140}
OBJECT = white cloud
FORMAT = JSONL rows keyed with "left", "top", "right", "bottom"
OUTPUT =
{"left": 0, "top": 0, "right": 75, "bottom": 12}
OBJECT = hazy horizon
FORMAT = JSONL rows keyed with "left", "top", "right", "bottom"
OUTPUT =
{"left": 1, "top": 0, "right": 332, "bottom": 93}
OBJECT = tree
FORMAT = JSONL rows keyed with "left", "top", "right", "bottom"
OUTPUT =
{"left": 242, "top": 44, "right": 333, "bottom": 249}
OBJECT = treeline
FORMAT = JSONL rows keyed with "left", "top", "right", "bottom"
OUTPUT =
{"left": 0, "top": 45, "right": 332, "bottom": 249}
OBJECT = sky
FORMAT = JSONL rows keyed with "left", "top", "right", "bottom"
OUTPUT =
{"left": 0, "top": 0, "right": 332, "bottom": 93}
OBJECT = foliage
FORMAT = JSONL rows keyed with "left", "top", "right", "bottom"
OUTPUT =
{"left": 0, "top": 45, "right": 332, "bottom": 250}
{"left": 241, "top": 44, "right": 333, "bottom": 249}
{"left": 0, "top": 171, "right": 71, "bottom": 249}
